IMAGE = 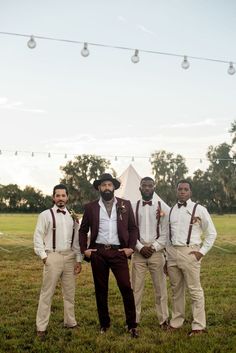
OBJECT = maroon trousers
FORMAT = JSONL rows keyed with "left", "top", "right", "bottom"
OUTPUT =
{"left": 90, "top": 248, "right": 137, "bottom": 329}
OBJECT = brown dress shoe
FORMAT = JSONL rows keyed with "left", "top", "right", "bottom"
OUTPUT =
{"left": 166, "top": 325, "right": 180, "bottom": 332}
{"left": 188, "top": 329, "right": 207, "bottom": 337}
{"left": 129, "top": 328, "right": 139, "bottom": 338}
{"left": 36, "top": 331, "right": 46, "bottom": 341}
{"left": 160, "top": 320, "right": 169, "bottom": 330}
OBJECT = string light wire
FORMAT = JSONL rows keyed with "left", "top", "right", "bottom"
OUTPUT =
{"left": 0, "top": 31, "right": 235, "bottom": 70}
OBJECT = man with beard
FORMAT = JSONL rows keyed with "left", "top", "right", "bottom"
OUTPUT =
{"left": 131, "top": 177, "right": 170, "bottom": 329}
{"left": 34, "top": 184, "right": 82, "bottom": 340}
{"left": 79, "top": 173, "right": 139, "bottom": 338}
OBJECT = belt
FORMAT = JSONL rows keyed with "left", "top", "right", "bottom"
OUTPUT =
{"left": 95, "top": 243, "right": 121, "bottom": 250}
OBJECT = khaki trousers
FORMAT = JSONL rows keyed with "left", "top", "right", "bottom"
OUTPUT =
{"left": 36, "top": 250, "right": 77, "bottom": 331}
{"left": 131, "top": 250, "right": 169, "bottom": 324}
{"left": 166, "top": 245, "right": 206, "bottom": 330}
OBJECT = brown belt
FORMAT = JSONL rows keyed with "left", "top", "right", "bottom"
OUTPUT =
{"left": 95, "top": 243, "right": 121, "bottom": 250}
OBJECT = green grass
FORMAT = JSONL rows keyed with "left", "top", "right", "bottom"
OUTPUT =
{"left": 0, "top": 214, "right": 236, "bottom": 353}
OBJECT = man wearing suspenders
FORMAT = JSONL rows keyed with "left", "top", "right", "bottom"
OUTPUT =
{"left": 34, "top": 184, "right": 82, "bottom": 340}
{"left": 166, "top": 180, "right": 217, "bottom": 336}
{"left": 131, "top": 177, "right": 170, "bottom": 329}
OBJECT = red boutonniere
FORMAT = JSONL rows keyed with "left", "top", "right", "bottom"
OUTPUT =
{"left": 186, "top": 210, "right": 201, "bottom": 224}
{"left": 117, "top": 201, "right": 127, "bottom": 220}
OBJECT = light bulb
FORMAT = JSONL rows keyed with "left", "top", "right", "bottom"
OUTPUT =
{"left": 48, "top": 152, "right": 51, "bottom": 158}
{"left": 216, "top": 159, "right": 219, "bottom": 164}
{"left": 31, "top": 152, "right": 34, "bottom": 157}
{"left": 181, "top": 56, "right": 190, "bottom": 69}
{"left": 227, "top": 62, "right": 235, "bottom": 75}
{"left": 15, "top": 151, "right": 18, "bottom": 156}
{"left": 64, "top": 153, "right": 67, "bottom": 159}
{"left": 115, "top": 156, "right": 118, "bottom": 161}
{"left": 233, "top": 159, "right": 236, "bottom": 165}
{"left": 0, "top": 150, "right": 2, "bottom": 155}
{"left": 132, "top": 156, "right": 135, "bottom": 162}
{"left": 27, "top": 35, "right": 36, "bottom": 49}
{"left": 81, "top": 42, "right": 89, "bottom": 57}
{"left": 131, "top": 50, "right": 139, "bottom": 64}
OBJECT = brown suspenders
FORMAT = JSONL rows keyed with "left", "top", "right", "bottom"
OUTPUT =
{"left": 169, "top": 203, "right": 199, "bottom": 246}
{"left": 135, "top": 200, "right": 161, "bottom": 239}
{"left": 49, "top": 209, "right": 56, "bottom": 251}
{"left": 49, "top": 208, "right": 75, "bottom": 251}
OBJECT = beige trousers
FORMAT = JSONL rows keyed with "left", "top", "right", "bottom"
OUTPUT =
{"left": 36, "top": 250, "right": 77, "bottom": 331}
{"left": 166, "top": 245, "right": 206, "bottom": 330}
{"left": 131, "top": 250, "right": 169, "bottom": 324}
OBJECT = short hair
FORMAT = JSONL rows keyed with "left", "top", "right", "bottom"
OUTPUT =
{"left": 53, "top": 184, "right": 68, "bottom": 196}
{"left": 140, "top": 176, "right": 155, "bottom": 185}
{"left": 177, "top": 179, "right": 192, "bottom": 190}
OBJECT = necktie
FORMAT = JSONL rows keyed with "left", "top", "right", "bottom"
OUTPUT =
{"left": 57, "top": 209, "right": 66, "bottom": 215}
{"left": 142, "top": 200, "right": 152, "bottom": 206}
{"left": 177, "top": 202, "right": 187, "bottom": 208}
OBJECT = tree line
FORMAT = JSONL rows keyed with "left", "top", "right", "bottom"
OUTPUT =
{"left": 1, "top": 121, "right": 235, "bottom": 214}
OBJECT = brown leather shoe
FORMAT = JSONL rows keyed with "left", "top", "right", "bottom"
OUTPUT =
{"left": 160, "top": 320, "right": 169, "bottom": 330}
{"left": 188, "top": 329, "right": 207, "bottom": 337}
{"left": 100, "top": 326, "right": 109, "bottom": 334}
{"left": 166, "top": 325, "right": 180, "bottom": 332}
{"left": 36, "top": 331, "right": 46, "bottom": 341}
{"left": 129, "top": 328, "right": 139, "bottom": 338}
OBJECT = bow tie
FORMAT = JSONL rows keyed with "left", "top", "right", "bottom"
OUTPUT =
{"left": 177, "top": 202, "right": 187, "bottom": 208}
{"left": 57, "top": 209, "right": 66, "bottom": 215}
{"left": 142, "top": 201, "right": 152, "bottom": 206}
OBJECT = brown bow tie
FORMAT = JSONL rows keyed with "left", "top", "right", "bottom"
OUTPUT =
{"left": 142, "top": 201, "right": 152, "bottom": 206}
{"left": 177, "top": 202, "right": 187, "bottom": 208}
{"left": 57, "top": 209, "right": 66, "bottom": 215}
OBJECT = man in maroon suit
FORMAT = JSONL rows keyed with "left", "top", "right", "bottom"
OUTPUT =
{"left": 79, "top": 173, "right": 138, "bottom": 338}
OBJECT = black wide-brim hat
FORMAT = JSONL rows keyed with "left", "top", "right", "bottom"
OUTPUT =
{"left": 93, "top": 173, "right": 121, "bottom": 190}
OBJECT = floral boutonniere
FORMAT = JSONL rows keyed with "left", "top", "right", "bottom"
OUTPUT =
{"left": 186, "top": 210, "right": 201, "bottom": 224}
{"left": 117, "top": 201, "right": 127, "bottom": 220}
{"left": 156, "top": 208, "right": 165, "bottom": 220}
{"left": 70, "top": 209, "right": 80, "bottom": 223}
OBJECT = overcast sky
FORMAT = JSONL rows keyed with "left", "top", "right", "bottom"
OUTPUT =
{"left": 0, "top": 0, "right": 236, "bottom": 194}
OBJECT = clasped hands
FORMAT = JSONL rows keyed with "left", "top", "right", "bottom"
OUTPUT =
{"left": 140, "top": 246, "right": 155, "bottom": 258}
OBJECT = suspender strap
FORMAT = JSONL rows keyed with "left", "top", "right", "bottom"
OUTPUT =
{"left": 156, "top": 201, "right": 161, "bottom": 239}
{"left": 186, "top": 203, "right": 199, "bottom": 246}
{"left": 135, "top": 200, "right": 140, "bottom": 239}
{"left": 168, "top": 206, "right": 175, "bottom": 243}
{"left": 49, "top": 208, "right": 56, "bottom": 251}
{"left": 71, "top": 222, "right": 75, "bottom": 248}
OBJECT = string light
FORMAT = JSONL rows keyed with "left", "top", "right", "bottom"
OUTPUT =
{"left": 27, "top": 35, "right": 36, "bottom": 49}
{"left": 0, "top": 149, "right": 235, "bottom": 166}
{"left": 181, "top": 55, "right": 190, "bottom": 69}
{"left": 81, "top": 42, "right": 89, "bottom": 57}
{"left": 131, "top": 49, "right": 139, "bottom": 64}
{"left": 0, "top": 31, "right": 235, "bottom": 73}
{"left": 227, "top": 62, "right": 236, "bottom": 75}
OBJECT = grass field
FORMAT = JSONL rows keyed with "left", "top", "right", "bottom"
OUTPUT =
{"left": 0, "top": 214, "right": 235, "bottom": 353}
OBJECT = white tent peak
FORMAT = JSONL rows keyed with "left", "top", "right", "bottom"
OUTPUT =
{"left": 115, "top": 164, "right": 167, "bottom": 206}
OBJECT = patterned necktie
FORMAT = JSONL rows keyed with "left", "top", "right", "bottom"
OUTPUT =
{"left": 177, "top": 202, "right": 187, "bottom": 208}
{"left": 57, "top": 209, "right": 66, "bottom": 215}
{"left": 142, "top": 200, "right": 152, "bottom": 206}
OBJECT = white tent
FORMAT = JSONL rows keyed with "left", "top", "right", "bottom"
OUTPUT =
{"left": 115, "top": 164, "right": 168, "bottom": 207}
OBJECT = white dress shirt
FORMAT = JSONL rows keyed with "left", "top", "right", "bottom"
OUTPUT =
{"left": 95, "top": 197, "right": 120, "bottom": 245}
{"left": 33, "top": 205, "right": 82, "bottom": 262}
{"left": 133, "top": 199, "right": 170, "bottom": 252}
{"left": 168, "top": 199, "right": 217, "bottom": 255}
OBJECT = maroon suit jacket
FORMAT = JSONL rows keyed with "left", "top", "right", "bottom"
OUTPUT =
{"left": 79, "top": 197, "right": 138, "bottom": 253}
